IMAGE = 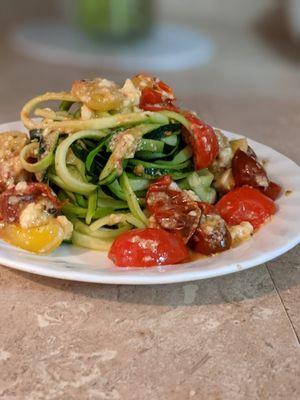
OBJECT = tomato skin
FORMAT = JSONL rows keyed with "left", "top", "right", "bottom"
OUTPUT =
{"left": 139, "top": 87, "right": 178, "bottom": 112}
{"left": 108, "top": 228, "right": 190, "bottom": 267}
{"left": 261, "top": 181, "right": 282, "bottom": 201}
{"left": 215, "top": 186, "right": 276, "bottom": 229}
{"left": 232, "top": 149, "right": 269, "bottom": 189}
{"left": 184, "top": 113, "right": 219, "bottom": 170}
{"left": 189, "top": 202, "right": 232, "bottom": 255}
{"left": 197, "top": 202, "right": 216, "bottom": 215}
{"left": 134, "top": 74, "right": 178, "bottom": 112}
{"left": 0, "top": 183, "right": 61, "bottom": 223}
{"left": 146, "top": 175, "right": 201, "bottom": 243}
{"left": 189, "top": 215, "right": 232, "bottom": 255}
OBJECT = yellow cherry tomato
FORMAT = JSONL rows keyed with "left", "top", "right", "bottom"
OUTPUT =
{"left": 0, "top": 220, "right": 64, "bottom": 254}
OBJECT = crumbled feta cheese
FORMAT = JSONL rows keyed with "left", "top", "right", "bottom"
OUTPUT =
{"left": 229, "top": 221, "right": 254, "bottom": 246}
{"left": 81, "top": 104, "right": 94, "bottom": 120}
{"left": 121, "top": 79, "right": 141, "bottom": 107}
{"left": 97, "top": 78, "right": 116, "bottom": 88}
{"left": 19, "top": 202, "right": 51, "bottom": 229}
{"left": 15, "top": 181, "right": 28, "bottom": 193}
{"left": 56, "top": 216, "right": 73, "bottom": 240}
{"left": 130, "top": 236, "right": 159, "bottom": 251}
{"left": 169, "top": 181, "right": 181, "bottom": 191}
{"left": 184, "top": 189, "right": 200, "bottom": 202}
{"left": 8, "top": 196, "right": 21, "bottom": 205}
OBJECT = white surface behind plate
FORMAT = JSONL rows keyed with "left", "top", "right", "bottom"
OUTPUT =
{"left": 11, "top": 22, "right": 215, "bottom": 71}
{"left": 0, "top": 121, "right": 299, "bottom": 284}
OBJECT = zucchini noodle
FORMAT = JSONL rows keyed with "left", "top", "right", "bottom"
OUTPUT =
{"left": 16, "top": 76, "right": 218, "bottom": 252}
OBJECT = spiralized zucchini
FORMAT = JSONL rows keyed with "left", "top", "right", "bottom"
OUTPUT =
{"left": 17, "top": 77, "right": 218, "bottom": 252}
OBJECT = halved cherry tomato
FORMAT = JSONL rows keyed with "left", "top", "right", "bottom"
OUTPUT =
{"left": 0, "top": 220, "right": 64, "bottom": 254}
{"left": 189, "top": 214, "right": 232, "bottom": 255}
{"left": 108, "top": 228, "right": 190, "bottom": 267}
{"left": 189, "top": 202, "right": 232, "bottom": 255}
{"left": 146, "top": 175, "right": 201, "bottom": 243}
{"left": 232, "top": 149, "right": 269, "bottom": 189}
{"left": 0, "top": 183, "right": 61, "bottom": 223}
{"left": 183, "top": 113, "right": 219, "bottom": 170}
{"left": 215, "top": 186, "right": 276, "bottom": 229}
{"left": 132, "top": 74, "right": 178, "bottom": 112}
{"left": 261, "top": 181, "right": 282, "bottom": 201}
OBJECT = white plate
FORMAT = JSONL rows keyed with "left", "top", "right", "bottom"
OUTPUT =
{"left": 0, "top": 121, "right": 299, "bottom": 284}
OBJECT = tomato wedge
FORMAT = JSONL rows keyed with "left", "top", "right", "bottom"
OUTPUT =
{"left": 108, "top": 228, "right": 190, "bottom": 267}
{"left": 183, "top": 113, "right": 219, "bottom": 170}
{"left": 215, "top": 186, "right": 276, "bottom": 229}
{"left": 0, "top": 183, "right": 62, "bottom": 223}
{"left": 232, "top": 149, "right": 269, "bottom": 189}
{"left": 146, "top": 175, "right": 201, "bottom": 243}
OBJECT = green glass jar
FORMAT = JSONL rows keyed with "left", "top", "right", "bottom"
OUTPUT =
{"left": 76, "top": 0, "right": 154, "bottom": 42}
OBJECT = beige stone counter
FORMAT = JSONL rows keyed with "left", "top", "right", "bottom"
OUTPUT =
{"left": 0, "top": 2, "right": 299, "bottom": 399}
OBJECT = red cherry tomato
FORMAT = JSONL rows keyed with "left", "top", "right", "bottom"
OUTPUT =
{"left": 183, "top": 113, "right": 219, "bottom": 170}
{"left": 215, "top": 186, "right": 276, "bottom": 229}
{"left": 261, "top": 181, "right": 282, "bottom": 201}
{"left": 189, "top": 214, "right": 232, "bottom": 255}
{"left": 189, "top": 202, "right": 231, "bottom": 255}
{"left": 197, "top": 202, "right": 216, "bottom": 215}
{"left": 146, "top": 175, "right": 201, "bottom": 243}
{"left": 0, "top": 183, "right": 62, "bottom": 223}
{"left": 232, "top": 149, "right": 269, "bottom": 189}
{"left": 108, "top": 228, "right": 190, "bottom": 267}
{"left": 133, "top": 74, "right": 178, "bottom": 112}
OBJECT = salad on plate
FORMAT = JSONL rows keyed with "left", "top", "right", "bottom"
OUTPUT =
{"left": 0, "top": 74, "right": 281, "bottom": 267}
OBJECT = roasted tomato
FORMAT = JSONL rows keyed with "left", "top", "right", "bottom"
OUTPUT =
{"left": 262, "top": 181, "right": 282, "bottom": 201}
{"left": 108, "top": 228, "right": 190, "bottom": 267}
{"left": 183, "top": 113, "right": 219, "bottom": 170}
{"left": 132, "top": 74, "right": 178, "bottom": 112}
{"left": 0, "top": 220, "right": 65, "bottom": 254}
{"left": 146, "top": 175, "right": 201, "bottom": 243}
{"left": 0, "top": 182, "right": 61, "bottom": 223}
{"left": 232, "top": 149, "right": 269, "bottom": 189}
{"left": 189, "top": 203, "right": 232, "bottom": 255}
{"left": 215, "top": 186, "right": 276, "bottom": 229}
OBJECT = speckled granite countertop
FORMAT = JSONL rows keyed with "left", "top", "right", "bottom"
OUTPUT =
{"left": 0, "top": 3, "right": 300, "bottom": 399}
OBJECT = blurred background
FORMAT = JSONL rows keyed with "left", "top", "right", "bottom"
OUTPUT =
{"left": 0, "top": 0, "right": 300, "bottom": 160}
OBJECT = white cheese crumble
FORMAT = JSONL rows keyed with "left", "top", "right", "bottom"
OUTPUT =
{"left": 130, "top": 236, "right": 159, "bottom": 251}
{"left": 15, "top": 181, "right": 28, "bottom": 193}
{"left": 229, "top": 221, "right": 254, "bottom": 246}
{"left": 97, "top": 78, "right": 116, "bottom": 88}
{"left": 120, "top": 79, "right": 141, "bottom": 107}
{"left": 19, "top": 203, "right": 51, "bottom": 229}
{"left": 81, "top": 104, "right": 94, "bottom": 120}
{"left": 184, "top": 189, "right": 200, "bottom": 202}
{"left": 56, "top": 216, "right": 73, "bottom": 240}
